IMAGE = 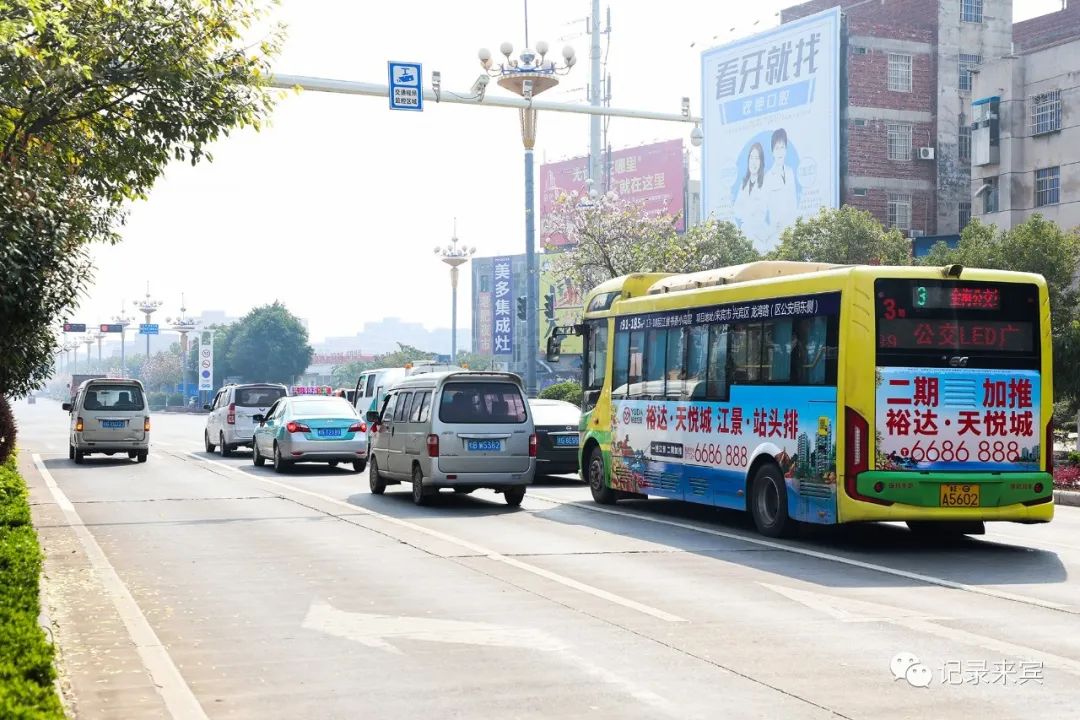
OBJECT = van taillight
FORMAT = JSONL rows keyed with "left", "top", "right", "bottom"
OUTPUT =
{"left": 144, "top": 417, "right": 151, "bottom": 432}
{"left": 427, "top": 434, "right": 439, "bottom": 458}
{"left": 844, "top": 407, "right": 890, "bottom": 505}
{"left": 227, "top": 403, "right": 236, "bottom": 425}
{"left": 529, "top": 433, "right": 538, "bottom": 457}
{"left": 1046, "top": 418, "right": 1054, "bottom": 474}
{"left": 75, "top": 417, "right": 84, "bottom": 432}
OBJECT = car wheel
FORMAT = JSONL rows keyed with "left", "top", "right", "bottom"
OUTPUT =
{"left": 352, "top": 459, "right": 366, "bottom": 474}
{"left": 68, "top": 444, "right": 74, "bottom": 460}
{"left": 750, "top": 463, "right": 792, "bottom": 538}
{"left": 204, "top": 431, "right": 216, "bottom": 453}
{"left": 219, "top": 433, "right": 231, "bottom": 458}
{"left": 73, "top": 449, "right": 84, "bottom": 464}
{"left": 252, "top": 441, "right": 266, "bottom": 467}
{"left": 503, "top": 486, "right": 526, "bottom": 507}
{"left": 369, "top": 458, "right": 386, "bottom": 495}
{"left": 273, "top": 443, "right": 291, "bottom": 473}
{"left": 136, "top": 451, "right": 148, "bottom": 463}
{"left": 128, "top": 451, "right": 137, "bottom": 459}
{"left": 587, "top": 446, "right": 617, "bottom": 505}
{"left": 328, "top": 460, "right": 339, "bottom": 468}
{"left": 411, "top": 465, "right": 431, "bottom": 506}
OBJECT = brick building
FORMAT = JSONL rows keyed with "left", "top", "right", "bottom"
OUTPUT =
{"left": 780, "top": 0, "right": 1014, "bottom": 237}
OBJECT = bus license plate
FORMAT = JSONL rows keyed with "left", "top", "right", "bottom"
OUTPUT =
{"left": 102, "top": 420, "right": 125, "bottom": 429}
{"left": 317, "top": 428, "right": 342, "bottom": 438}
{"left": 467, "top": 440, "right": 501, "bottom": 452}
{"left": 555, "top": 435, "right": 579, "bottom": 447}
{"left": 939, "top": 483, "right": 980, "bottom": 507}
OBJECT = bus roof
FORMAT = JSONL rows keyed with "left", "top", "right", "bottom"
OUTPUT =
{"left": 646, "top": 261, "right": 843, "bottom": 295}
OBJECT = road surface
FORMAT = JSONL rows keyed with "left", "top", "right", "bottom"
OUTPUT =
{"left": 15, "top": 397, "right": 1080, "bottom": 719}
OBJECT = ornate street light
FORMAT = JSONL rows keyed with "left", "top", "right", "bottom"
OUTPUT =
{"left": 113, "top": 304, "right": 134, "bottom": 379}
{"left": 478, "top": 22, "right": 576, "bottom": 396}
{"left": 167, "top": 294, "right": 199, "bottom": 400}
{"left": 434, "top": 220, "right": 476, "bottom": 363}
{"left": 134, "top": 283, "right": 164, "bottom": 360}
{"left": 82, "top": 334, "right": 95, "bottom": 373}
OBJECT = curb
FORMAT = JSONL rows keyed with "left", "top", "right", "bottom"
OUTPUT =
{"left": 1053, "top": 489, "right": 1080, "bottom": 507}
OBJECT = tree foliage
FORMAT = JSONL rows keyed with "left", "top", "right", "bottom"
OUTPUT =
{"left": 770, "top": 206, "right": 911, "bottom": 265}
{"left": 0, "top": 0, "right": 282, "bottom": 397}
{"left": 538, "top": 381, "right": 583, "bottom": 406}
{"left": 225, "top": 303, "right": 313, "bottom": 385}
{"left": 140, "top": 351, "right": 183, "bottom": 392}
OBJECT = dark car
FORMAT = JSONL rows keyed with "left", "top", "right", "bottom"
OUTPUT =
{"left": 529, "top": 399, "right": 582, "bottom": 478}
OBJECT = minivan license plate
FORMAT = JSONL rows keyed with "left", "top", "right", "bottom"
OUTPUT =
{"left": 317, "top": 428, "right": 342, "bottom": 438}
{"left": 102, "top": 420, "right": 125, "bottom": 429}
{"left": 467, "top": 440, "right": 501, "bottom": 452}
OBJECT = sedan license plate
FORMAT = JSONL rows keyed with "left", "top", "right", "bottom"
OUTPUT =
{"left": 554, "top": 435, "right": 579, "bottom": 447}
{"left": 939, "top": 483, "right": 980, "bottom": 507}
{"left": 101, "top": 420, "right": 125, "bottom": 429}
{"left": 317, "top": 428, "right": 343, "bottom": 438}
{"left": 467, "top": 439, "right": 502, "bottom": 452}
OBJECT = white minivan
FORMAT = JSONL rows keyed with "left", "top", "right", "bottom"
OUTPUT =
{"left": 204, "top": 383, "right": 289, "bottom": 456}
{"left": 64, "top": 378, "right": 150, "bottom": 463}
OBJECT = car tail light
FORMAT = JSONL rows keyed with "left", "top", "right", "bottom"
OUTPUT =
{"left": 844, "top": 407, "right": 890, "bottom": 505}
{"left": 75, "top": 417, "right": 84, "bottom": 432}
{"left": 1046, "top": 418, "right": 1054, "bottom": 474}
{"left": 227, "top": 403, "right": 236, "bottom": 425}
{"left": 348, "top": 422, "right": 366, "bottom": 433}
{"left": 529, "top": 433, "right": 538, "bottom": 457}
{"left": 144, "top": 417, "right": 151, "bottom": 432}
{"left": 286, "top": 421, "right": 310, "bottom": 434}
{"left": 427, "top": 434, "right": 439, "bottom": 458}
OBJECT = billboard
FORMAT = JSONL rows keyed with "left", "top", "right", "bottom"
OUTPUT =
{"left": 492, "top": 256, "right": 514, "bottom": 356}
{"left": 476, "top": 290, "right": 493, "bottom": 355}
{"left": 539, "top": 253, "right": 584, "bottom": 354}
{"left": 539, "top": 139, "right": 686, "bottom": 248}
{"left": 701, "top": 7, "right": 840, "bottom": 253}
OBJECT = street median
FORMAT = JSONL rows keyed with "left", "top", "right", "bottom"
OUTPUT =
{"left": 0, "top": 453, "right": 64, "bottom": 718}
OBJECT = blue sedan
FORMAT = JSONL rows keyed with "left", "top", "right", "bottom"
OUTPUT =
{"left": 252, "top": 396, "right": 368, "bottom": 473}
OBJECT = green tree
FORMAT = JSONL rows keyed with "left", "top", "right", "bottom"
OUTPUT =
{"left": 0, "top": 1, "right": 281, "bottom": 398}
{"left": 680, "top": 219, "right": 761, "bottom": 270}
{"left": 225, "top": 303, "right": 312, "bottom": 384}
{"left": 538, "top": 380, "right": 583, "bottom": 406}
{"left": 770, "top": 206, "right": 911, "bottom": 265}
{"left": 140, "top": 351, "right": 183, "bottom": 392}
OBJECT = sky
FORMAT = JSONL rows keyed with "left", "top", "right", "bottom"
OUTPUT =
{"left": 73, "top": 0, "right": 1064, "bottom": 344}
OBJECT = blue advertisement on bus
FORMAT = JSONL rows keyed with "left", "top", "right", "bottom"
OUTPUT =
{"left": 609, "top": 385, "right": 838, "bottom": 524}
{"left": 875, "top": 367, "right": 1041, "bottom": 472}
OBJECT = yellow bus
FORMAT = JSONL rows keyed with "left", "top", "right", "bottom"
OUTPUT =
{"left": 549, "top": 261, "right": 1054, "bottom": 537}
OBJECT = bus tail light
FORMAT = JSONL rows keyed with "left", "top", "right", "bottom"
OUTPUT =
{"left": 226, "top": 403, "right": 236, "bottom": 425}
{"left": 427, "top": 434, "right": 439, "bottom": 458}
{"left": 1045, "top": 418, "right": 1054, "bottom": 474}
{"left": 75, "top": 417, "right": 84, "bottom": 432}
{"left": 844, "top": 407, "right": 891, "bottom": 506}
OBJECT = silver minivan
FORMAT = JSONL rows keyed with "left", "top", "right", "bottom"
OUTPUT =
{"left": 366, "top": 371, "right": 536, "bottom": 506}
{"left": 204, "top": 383, "right": 289, "bottom": 455}
{"left": 64, "top": 379, "right": 150, "bottom": 463}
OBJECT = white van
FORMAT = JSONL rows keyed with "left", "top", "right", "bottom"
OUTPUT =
{"left": 64, "top": 379, "right": 150, "bottom": 463}
{"left": 366, "top": 371, "right": 536, "bottom": 506}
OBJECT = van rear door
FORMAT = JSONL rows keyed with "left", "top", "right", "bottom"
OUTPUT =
{"left": 80, "top": 383, "right": 147, "bottom": 443}
{"left": 436, "top": 380, "right": 531, "bottom": 474}
{"left": 234, "top": 386, "right": 287, "bottom": 437}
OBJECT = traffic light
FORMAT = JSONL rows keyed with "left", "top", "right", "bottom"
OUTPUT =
{"left": 516, "top": 295, "right": 527, "bottom": 321}
{"left": 543, "top": 292, "right": 555, "bottom": 320}
{"left": 63, "top": 323, "right": 86, "bottom": 333}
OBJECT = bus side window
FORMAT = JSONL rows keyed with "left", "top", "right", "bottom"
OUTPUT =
{"left": 666, "top": 328, "right": 687, "bottom": 400}
{"left": 797, "top": 317, "right": 828, "bottom": 385}
{"left": 706, "top": 324, "right": 729, "bottom": 400}
{"left": 686, "top": 326, "right": 708, "bottom": 399}
{"left": 644, "top": 328, "right": 667, "bottom": 400}
{"left": 628, "top": 330, "right": 645, "bottom": 397}
{"left": 366, "top": 375, "right": 376, "bottom": 397}
{"left": 612, "top": 331, "right": 630, "bottom": 398}
{"left": 765, "top": 319, "right": 794, "bottom": 383}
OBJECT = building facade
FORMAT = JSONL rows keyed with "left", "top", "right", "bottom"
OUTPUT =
{"left": 970, "top": 4, "right": 1080, "bottom": 229}
{"left": 781, "top": 0, "right": 1014, "bottom": 237}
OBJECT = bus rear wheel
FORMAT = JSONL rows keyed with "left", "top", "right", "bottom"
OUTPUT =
{"left": 750, "top": 463, "right": 792, "bottom": 538}
{"left": 587, "top": 447, "right": 617, "bottom": 505}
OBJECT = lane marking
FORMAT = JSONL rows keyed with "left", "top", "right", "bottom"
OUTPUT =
{"left": 528, "top": 493, "right": 1077, "bottom": 615}
{"left": 187, "top": 453, "right": 687, "bottom": 623}
{"left": 154, "top": 440, "right": 174, "bottom": 447}
{"left": 32, "top": 454, "right": 208, "bottom": 720}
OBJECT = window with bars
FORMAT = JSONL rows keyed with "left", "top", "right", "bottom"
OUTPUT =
{"left": 887, "top": 123, "right": 912, "bottom": 161}
{"left": 961, "top": 0, "right": 983, "bottom": 23}
{"left": 959, "top": 201, "right": 971, "bottom": 229}
{"left": 983, "top": 177, "right": 998, "bottom": 214}
{"left": 958, "top": 53, "right": 981, "bottom": 92}
{"left": 1035, "top": 167, "right": 1060, "bottom": 207}
{"left": 888, "top": 194, "right": 912, "bottom": 230}
{"left": 1031, "top": 90, "right": 1062, "bottom": 135}
{"left": 959, "top": 117, "right": 971, "bottom": 162}
{"left": 888, "top": 53, "right": 912, "bottom": 92}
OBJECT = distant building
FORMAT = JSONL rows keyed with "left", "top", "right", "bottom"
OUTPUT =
{"left": 315, "top": 318, "right": 469, "bottom": 356}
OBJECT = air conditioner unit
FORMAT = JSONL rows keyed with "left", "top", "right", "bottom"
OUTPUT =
{"left": 909, "top": 229, "right": 926, "bottom": 238}
{"left": 918, "top": 146, "right": 936, "bottom": 160}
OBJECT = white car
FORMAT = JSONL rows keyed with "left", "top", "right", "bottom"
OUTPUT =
{"left": 204, "top": 383, "right": 288, "bottom": 456}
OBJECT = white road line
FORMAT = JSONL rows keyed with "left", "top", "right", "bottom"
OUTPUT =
{"left": 32, "top": 454, "right": 208, "bottom": 720}
{"left": 528, "top": 492, "right": 1077, "bottom": 615}
{"left": 154, "top": 440, "right": 174, "bottom": 446}
{"left": 188, "top": 453, "right": 687, "bottom": 623}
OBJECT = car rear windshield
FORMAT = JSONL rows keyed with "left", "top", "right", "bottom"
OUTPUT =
{"left": 290, "top": 398, "right": 356, "bottom": 417}
{"left": 84, "top": 385, "right": 145, "bottom": 411}
{"left": 439, "top": 382, "right": 527, "bottom": 424}
{"left": 235, "top": 386, "right": 286, "bottom": 407}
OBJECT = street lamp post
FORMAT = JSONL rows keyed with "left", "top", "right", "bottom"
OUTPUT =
{"left": 83, "top": 334, "right": 95, "bottom": 372}
{"left": 168, "top": 295, "right": 198, "bottom": 402}
{"left": 113, "top": 306, "right": 134, "bottom": 379}
{"left": 479, "top": 27, "right": 576, "bottom": 396}
{"left": 95, "top": 330, "right": 105, "bottom": 364}
{"left": 434, "top": 221, "right": 476, "bottom": 363}
{"left": 134, "top": 283, "right": 164, "bottom": 360}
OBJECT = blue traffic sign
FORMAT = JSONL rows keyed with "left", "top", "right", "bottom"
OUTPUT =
{"left": 388, "top": 61, "right": 423, "bottom": 111}
{"left": 138, "top": 323, "right": 159, "bottom": 335}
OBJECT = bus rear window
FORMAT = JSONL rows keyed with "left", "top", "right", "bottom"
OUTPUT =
{"left": 875, "top": 279, "right": 1040, "bottom": 367}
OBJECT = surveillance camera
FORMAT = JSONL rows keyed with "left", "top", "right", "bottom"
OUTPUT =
{"left": 942, "top": 263, "right": 964, "bottom": 279}
{"left": 470, "top": 74, "right": 489, "bottom": 99}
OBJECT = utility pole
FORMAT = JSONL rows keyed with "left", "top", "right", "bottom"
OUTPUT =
{"left": 588, "top": 0, "right": 602, "bottom": 187}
